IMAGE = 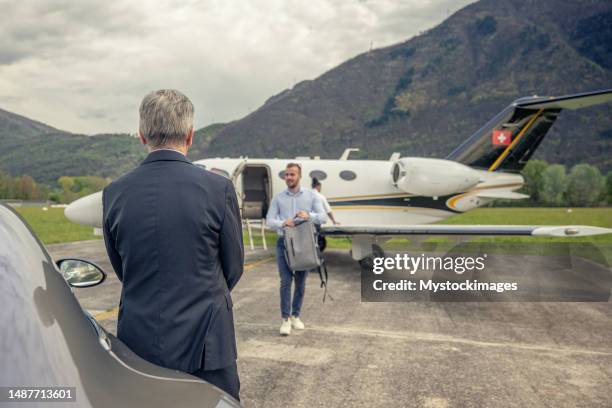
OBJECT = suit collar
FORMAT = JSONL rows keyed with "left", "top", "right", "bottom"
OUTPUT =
{"left": 141, "top": 149, "right": 191, "bottom": 165}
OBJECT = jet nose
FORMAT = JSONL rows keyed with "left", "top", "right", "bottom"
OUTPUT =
{"left": 65, "top": 191, "right": 103, "bottom": 228}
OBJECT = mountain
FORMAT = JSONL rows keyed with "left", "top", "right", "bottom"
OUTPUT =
{"left": 0, "top": 110, "right": 227, "bottom": 185}
{"left": 0, "top": 110, "right": 147, "bottom": 184}
{"left": 0, "top": 108, "right": 63, "bottom": 139}
{"left": 189, "top": 123, "right": 226, "bottom": 160}
{"left": 205, "top": 0, "right": 612, "bottom": 170}
{"left": 1, "top": 0, "right": 611, "bottom": 185}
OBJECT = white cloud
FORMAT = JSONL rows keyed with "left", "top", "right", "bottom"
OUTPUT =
{"left": 0, "top": 0, "right": 474, "bottom": 133}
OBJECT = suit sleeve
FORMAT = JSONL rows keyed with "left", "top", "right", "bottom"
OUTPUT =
{"left": 219, "top": 180, "right": 244, "bottom": 291}
{"left": 102, "top": 188, "right": 124, "bottom": 282}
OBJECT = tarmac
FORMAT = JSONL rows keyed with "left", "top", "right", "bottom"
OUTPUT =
{"left": 48, "top": 239, "right": 612, "bottom": 408}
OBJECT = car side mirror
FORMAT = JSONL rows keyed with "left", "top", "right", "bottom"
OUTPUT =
{"left": 56, "top": 258, "right": 106, "bottom": 288}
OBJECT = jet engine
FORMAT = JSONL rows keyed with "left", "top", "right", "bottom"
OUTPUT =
{"left": 391, "top": 157, "right": 481, "bottom": 197}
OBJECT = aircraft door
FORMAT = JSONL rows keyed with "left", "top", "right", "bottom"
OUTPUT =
{"left": 241, "top": 165, "right": 272, "bottom": 220}
{"left": 231, "top": 160, "right": 247, "bottom": 211}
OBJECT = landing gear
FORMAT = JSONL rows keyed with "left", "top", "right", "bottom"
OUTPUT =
{"left": 352, "top": 235, "right": 385, "bottom": 269}
{"left": 372, "top": 244, "right": 385, "bottom": 258}
{"left": 358, "top": 257, "right": 373, "bottom": 270}
{"left": 318, "top": 235, "right": 327, "bottom": 252}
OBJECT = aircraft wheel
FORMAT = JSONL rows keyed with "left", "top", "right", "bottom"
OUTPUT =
{"left": 372, "top": 244, "right": 385, "bottom": 258}
{"left": 359, "top": 245, "right": 385, "bottom": 270}
{"left": 318, "top": 235, "right": 327, "bottom": 252}
{"left": 359, "top": 256, "right": 374, "bottom": 270}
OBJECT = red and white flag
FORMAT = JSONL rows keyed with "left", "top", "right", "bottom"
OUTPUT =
{"left": 492, "top": 129, "right": 512, "bottom": 146}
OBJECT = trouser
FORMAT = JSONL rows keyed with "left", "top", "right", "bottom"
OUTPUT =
{"left": 277, "top": 237, "right": 308, "bottom": 319}
{"left": 191, "top": 362, "right": 240, "bottom": 402}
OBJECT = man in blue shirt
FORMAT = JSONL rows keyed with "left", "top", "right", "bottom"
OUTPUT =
{"left": 266, "top": 163, "right": 327, "bottom": 335}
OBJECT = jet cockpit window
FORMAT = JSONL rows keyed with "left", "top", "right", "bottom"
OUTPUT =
{"left": 278, "top": 170, "right": 286, "bottom": 179}
{"left": 339, "top": 170, "right": 357, "bottom": 181}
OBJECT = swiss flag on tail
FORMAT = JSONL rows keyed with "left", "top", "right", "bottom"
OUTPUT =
{"left": 492, "top": 129, "right": 512, "bottom": 146}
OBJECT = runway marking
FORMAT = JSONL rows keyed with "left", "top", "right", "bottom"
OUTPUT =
{"left": 93, "top": 308, "right": 118, "bottom": 321}
{"left": 244, "top": 256, "right": 276, "bottom": 270}
{"left": 92, "top": 256, "right": 275, "bottom": 322}
{"left": 421, "top": 396, "right": 449, "bottom": 408}
{"left": 235, "top": 321, "right": 612, "bottom": 357}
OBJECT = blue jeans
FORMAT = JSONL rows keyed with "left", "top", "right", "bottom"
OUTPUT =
{"left": 277, "top": 237, "right": 307, "bottom": 319}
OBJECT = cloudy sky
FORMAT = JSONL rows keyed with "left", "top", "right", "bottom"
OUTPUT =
{"left": 0, "top": 0, "right": 474, "bottom": 134}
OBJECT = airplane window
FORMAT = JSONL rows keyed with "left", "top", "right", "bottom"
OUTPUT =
{"left": 278, "top": 170, "right": 286, "bottom": 179}
{"left": 309, "top": 170, "right": 327, "bottom": 180}
{"left": 210, "top": 168, "right": 230, "bottom": 178}
{"left": 339, "top": 170, "right": 357, "bottom": 181}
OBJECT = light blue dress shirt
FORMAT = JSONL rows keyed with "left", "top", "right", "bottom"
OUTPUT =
{"left": 266, "top": 187, "right": 327, "bottom": 235}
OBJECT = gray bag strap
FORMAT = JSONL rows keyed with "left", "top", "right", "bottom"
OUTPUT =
{"left": 282, "top": 235, "right": 295, "bottom": 277}
{"left": 317, "top": 260, "right": 333, "bottom": 302}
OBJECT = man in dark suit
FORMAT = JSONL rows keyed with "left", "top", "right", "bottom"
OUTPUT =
{"left": 102, "top": 89, "right": 243, "bottom": 401}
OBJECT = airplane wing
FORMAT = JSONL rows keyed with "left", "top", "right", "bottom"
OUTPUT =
{"left": 321, "top": 224, "right": 612, "bottom": 237}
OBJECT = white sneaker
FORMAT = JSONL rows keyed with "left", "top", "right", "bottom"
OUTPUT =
{"left": 279, "top": 318, "right": 292, "bottom": 336}
{"left": 290, "top": 316, "right": 305, "bottom": 330}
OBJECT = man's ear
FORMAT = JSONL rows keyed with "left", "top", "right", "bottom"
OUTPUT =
{"left": 186, "top": 127, "right": 194, "bottom": 148}
{"left": 138, "top": 130, "right": 147, "bottom": 145}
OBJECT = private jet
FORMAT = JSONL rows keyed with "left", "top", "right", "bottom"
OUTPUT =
{"left": 66, "top": 89, "right": 612, "bottom": 266}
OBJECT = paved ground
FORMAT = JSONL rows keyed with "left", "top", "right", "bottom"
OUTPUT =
{"left": 48, "top": 240, "right": 612, "bottom": 408}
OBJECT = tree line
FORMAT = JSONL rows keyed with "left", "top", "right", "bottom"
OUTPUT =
{"left": 0, "top": 172, "right": 110, "bottom": 204}
{"left": 509, "top": 160, "right": 611, "bottom": 207}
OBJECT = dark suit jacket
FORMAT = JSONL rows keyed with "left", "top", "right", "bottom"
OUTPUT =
{"left": 102, "top": 149, "right": 244, "bottom": 372}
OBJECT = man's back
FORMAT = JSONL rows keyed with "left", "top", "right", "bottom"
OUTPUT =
{"left": 103, "top": 149, "right": 243, "bottom": 373}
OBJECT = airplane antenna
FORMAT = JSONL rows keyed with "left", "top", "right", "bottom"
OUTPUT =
{"left": 389, "top": 152, "right": 401, "bottom": 161}
{"left": 340, "top": 148, "right": 360, "bottom": 160}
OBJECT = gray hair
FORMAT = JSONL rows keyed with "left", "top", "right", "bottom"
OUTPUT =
{"left": 139, "top": 89, "right": 194, "bottom": 148}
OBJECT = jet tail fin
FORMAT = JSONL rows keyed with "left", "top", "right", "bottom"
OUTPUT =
{"left": 445, "top": 89, "right": 612, "bottom": 172}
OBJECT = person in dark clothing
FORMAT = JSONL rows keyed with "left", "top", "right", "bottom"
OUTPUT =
{"left": 102, "top": 89, "right": 243, "bottom": 401}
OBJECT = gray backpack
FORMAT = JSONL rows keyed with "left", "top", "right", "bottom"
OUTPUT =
{"left": 283, "top": 219, "right": 322, "bottom": 271}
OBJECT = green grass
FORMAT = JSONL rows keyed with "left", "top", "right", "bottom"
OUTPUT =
{"left": 16, "top": 207, "right": 100, "bottom": 244}
{"left": 16, "top": 207, "right": 612, "bottom": 250}
{"left": 440, "top": 207, "right": 612, "bottom": 244}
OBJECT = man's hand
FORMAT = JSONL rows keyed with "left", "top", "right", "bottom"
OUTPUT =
{"left": 283, "top": 218, "right": 295, "bottom": 227}
{"left": 296, "top": 211, "right": 310, "bottom": 219}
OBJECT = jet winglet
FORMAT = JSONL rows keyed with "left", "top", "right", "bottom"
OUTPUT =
{"left": 531, "top": 226, "right": 612, "bottom": 237}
